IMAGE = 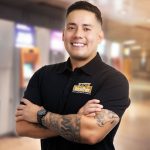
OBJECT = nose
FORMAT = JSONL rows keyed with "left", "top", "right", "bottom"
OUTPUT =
{"left": 74, "top": 27, "right": 84, "bottom": 38}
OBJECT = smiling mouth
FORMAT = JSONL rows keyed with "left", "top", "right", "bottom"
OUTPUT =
{"left": 71, "top": 42, "right": 86, "bottom": 47}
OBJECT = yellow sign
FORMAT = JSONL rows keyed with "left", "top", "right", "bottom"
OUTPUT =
{"left": 72, "top": 83, "right": 93, "bottom": 95}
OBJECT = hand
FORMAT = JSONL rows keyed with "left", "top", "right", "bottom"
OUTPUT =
{"left": 78, "top": 99, "right": 103, "bottom": 117}
{"left": 16, "top": 99, "right": 42, "bottom": 123}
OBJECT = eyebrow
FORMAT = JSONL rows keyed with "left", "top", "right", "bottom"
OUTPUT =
{"left": 67, "top": 22, "right": 93, "bottom": 27}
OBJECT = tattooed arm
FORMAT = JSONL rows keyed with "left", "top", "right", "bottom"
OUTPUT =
{"left": 16, "top": 99, "right": 119, "bottom": 143}
{"left": 15, "top": 99, "right": 102, "bottom": 139}
{"left": 42, "top": 109, "right": 119, "bottom": 144}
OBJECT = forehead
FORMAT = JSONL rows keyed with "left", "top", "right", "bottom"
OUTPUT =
{"left": 66, "top": 10, "right": 99, "bottom": 25}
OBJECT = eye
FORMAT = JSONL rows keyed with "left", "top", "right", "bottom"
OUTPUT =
{"left": 84, "top": 28, "right": 91, "bottom": 31}
{"left": 67, "top": 26, "right": 76, "bottom": 31}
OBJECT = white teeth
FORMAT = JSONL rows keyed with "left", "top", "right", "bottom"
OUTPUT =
{"left": 72, "top": 43, "right": 84, "bottom": 47}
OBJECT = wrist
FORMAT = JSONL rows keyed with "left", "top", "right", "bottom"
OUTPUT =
{"left": 37, "top": 108, "right": 48, "bottom": 127}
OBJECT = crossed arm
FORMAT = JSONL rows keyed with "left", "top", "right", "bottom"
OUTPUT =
{"left": 16, "top": 99, "right": 102, "bottom": 139}
{"left": 16, "top": 99, "right": 119, "bottom": 144}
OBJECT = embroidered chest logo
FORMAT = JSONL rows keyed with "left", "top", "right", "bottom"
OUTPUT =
{"left": 72, "top": 83, "right": 93, "bottom": 95}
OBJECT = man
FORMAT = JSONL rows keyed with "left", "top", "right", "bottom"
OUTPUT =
{"left": 16, "top": 1, "right": 130, "bottom": 150}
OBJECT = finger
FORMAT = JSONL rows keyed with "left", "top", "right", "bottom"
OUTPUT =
{"left": 86, "top": 113, "right": 96, "bottom": 117}
{"left": 17, "top": 105, "right": 25, "bottom": 110}
{"left": 84, "top": 107, "right": 102, "bottom": 115}
{"left": 15, "top": 110, "right": 23, "bottom": 117}
{"left": 87, "top": 99, "right": 100, "bottom": 104}
{"left": 16, "top": 116, "right": 24, "bottom": 122}
{"left": 21, "top": 99, "right": 31, "bottom": 105}
{"left": 40, "top": 106, "right": 44, "bottom": 109}
{"left": 86, "top": 103, "right": 103, "bottom": 109}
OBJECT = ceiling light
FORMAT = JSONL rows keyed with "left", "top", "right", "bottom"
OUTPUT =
{"left": 123, "top": 40, "right": 136, "bottom": 45}
{"left": 131, "top": 45, "right": 141, "bottom": 50}
{"left": 124, "top": 48, "right": 130, "bottom": 56}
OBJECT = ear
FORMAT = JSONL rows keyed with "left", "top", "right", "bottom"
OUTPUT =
{"left": 98, "top": 30, "right": 104, "bottom": 42}
{"left": 62, "top": 29, "right": 65, "bottom": 41}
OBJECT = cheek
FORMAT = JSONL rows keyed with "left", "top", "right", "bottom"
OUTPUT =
{"left": 90, "top": 33, "right": 101, "bottom": 43}
{"left": 63, "top": 32, "right": 73, "bottom": 41}
{"left": 87, "top": 32, "right": 97, "bottom": 40}
{"left": 87, "top": 35, "right": 97, "bottom": 44}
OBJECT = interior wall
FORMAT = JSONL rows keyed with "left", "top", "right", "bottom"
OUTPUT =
{"left": 0, "top": 19, "right": 14, "bottom": 135}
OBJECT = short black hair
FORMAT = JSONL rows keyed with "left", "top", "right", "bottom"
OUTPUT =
{"left": 66, "top": 1, "right": 102, "bottom": 25}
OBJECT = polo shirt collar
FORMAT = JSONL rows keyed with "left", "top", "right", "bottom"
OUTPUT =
{"left": 56, "top": 58, "right": 72, "bottom": 74}
{"left": 58, "top": 53, "right": 103, "bottom": 75}
{"left": 80, "top": 53, "right": 103, "bottom": 76}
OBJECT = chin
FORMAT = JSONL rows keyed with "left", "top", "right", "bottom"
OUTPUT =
{"left": 71, "top": 54, "right": 88, "bottom": 60}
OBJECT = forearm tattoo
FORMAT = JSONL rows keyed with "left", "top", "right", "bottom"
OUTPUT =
{"left": 42, "top": 112, "right": 81, "bottom": 143}
{"left": 95, "top": 109, "right": 119, "bottom": 127}
{"left": 42, "top": 110, "right": 119, "bottom": 143}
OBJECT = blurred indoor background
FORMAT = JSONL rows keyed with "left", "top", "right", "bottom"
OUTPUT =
{"left": 0, "top": 0, "right": 150, "bottom": 150}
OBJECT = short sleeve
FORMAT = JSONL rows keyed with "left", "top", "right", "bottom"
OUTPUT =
{"left": 23, "top": 66, "right": 45, "bottom": 106}
{"left": 94, "top": 72, "right": 130, "bottom": 118}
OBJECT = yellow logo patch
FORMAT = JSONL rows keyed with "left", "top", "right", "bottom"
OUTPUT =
{"left": 72, "top": 83, "right": 93, "bottom": 95}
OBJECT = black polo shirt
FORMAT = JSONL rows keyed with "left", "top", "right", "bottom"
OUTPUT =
{"left": 24, "top": 53, "right": 130, "bottom": 150}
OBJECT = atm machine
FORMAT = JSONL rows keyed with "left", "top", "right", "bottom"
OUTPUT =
{"left": 0, "top": 22, "right": 42, "bottom": 136}
{"left": 19, "top": 47, "right": 40, "bottom": 97}
{"left": 14, "top": 23, "right": 41, "bottom": 97}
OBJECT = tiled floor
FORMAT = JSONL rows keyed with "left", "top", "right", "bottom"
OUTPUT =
{"left": 114, "top": 79, "right": 150, "bottom": 150}
{"left": 0, "top": 137, "right": 40, "bottom": 150}
{"left": 114, "top": 101, "right": 150, "bottom": 150}
{"left": 0, "top": 79, "right": 150, "bottom": 150}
